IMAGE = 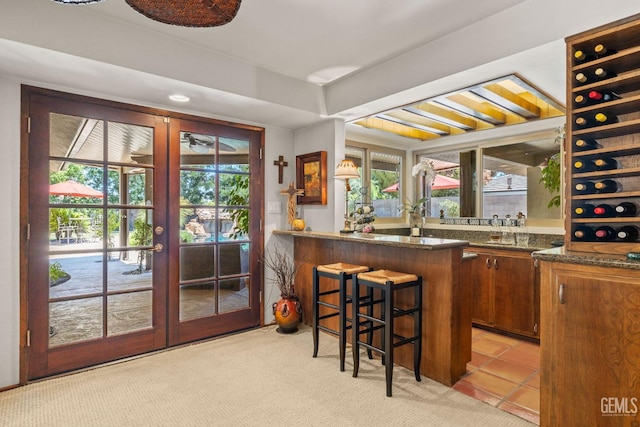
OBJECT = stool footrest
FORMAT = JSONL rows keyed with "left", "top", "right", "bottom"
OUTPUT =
{"left": 317, "top": 301, "right": 340, "bottom": 310}
{"left": 356, "top": 322, "right": 385, "bottom": 336}
{"left": 393, "top": 307, "right": 420, "bottom": 317}
{"left": 317, "top": 325, "right": 340, "bottom": 337}
{"left": 356, "top": 297, "right": 385, "bottom": 309}
{"left": 318, "top": 289, "right": 340, "bottom": 297}
{"left": 356, "top": 313, "right": 385, "bottom": 326}
{"left": 318, "top": 312, "right": 339, "bottom": 322}
{"left": 357, "top": 341, "right": 385, "bottom": 356}
{"left": 393, "top": 334, "right": 420, "bottom": 348}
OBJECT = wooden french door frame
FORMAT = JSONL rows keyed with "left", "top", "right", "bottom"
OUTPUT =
{"left": 20, "top": 86, "right": 265, "bottom": 383}
{"left": 166, "top": 117, "right": 264, "bottom": 346}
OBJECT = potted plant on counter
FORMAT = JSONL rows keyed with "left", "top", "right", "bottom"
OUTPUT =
{"left": 262, "top": 245, "right": 302, "bottom": 333}
{"left": 400, "top": 197, "right": 427, "bottom": 236}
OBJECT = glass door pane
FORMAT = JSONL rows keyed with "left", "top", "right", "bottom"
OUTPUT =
{"left": 47, "top": 114, "right": 156, "bottom": 346}
{"left": 177, "top": 132, "right": 251, "bottom": 322}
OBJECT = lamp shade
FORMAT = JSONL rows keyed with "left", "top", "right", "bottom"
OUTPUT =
{"left": 125, "top": 0, "right": 242, "bottom": 27}
{"left": 334, "top": 159, "right": 360, "bottom": 180}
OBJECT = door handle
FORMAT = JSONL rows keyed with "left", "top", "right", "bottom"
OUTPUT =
{"left": 154, "top": 226, "right": 164, "bottom": 235}
{"left": 559, "top": 284, "right": 565, "bottom": 304}
{"left": 151, "top": 243, "right": 164, "bottom": 252}
{"left": 494, "top": 259, "right": 498, "bottom": 270}
{"left": 485, "top": 258, "right": 491, "bottom": 269}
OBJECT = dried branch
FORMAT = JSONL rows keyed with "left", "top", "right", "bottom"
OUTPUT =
{"left": 261, "top": 245, "right": 297, "bottom": 298}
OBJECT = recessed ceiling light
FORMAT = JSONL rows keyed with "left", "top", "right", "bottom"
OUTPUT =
{"left": 169, "top": 94, "right": 190, "bottom": 102}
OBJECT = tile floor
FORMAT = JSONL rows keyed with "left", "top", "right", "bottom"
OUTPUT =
{"left": 453, "top": 328, "right": 540, "bottom": 425}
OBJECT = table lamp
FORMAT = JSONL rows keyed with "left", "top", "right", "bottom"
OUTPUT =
{"left": 335, "top": 159, "right": 360, "bottom": 233}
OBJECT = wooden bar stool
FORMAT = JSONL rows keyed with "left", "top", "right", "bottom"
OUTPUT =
{"left": 312, "top": 262, "right": 371, "bottom": 371}
{"left": 352, "top": 269, "right": 423, "bottom": 397}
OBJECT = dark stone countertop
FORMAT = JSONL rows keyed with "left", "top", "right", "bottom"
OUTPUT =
{"left": 532, "top": 246, "right": 640, "bottom": 271}
{"left": 272, "top": 229, "right": 469, "bottom": 251}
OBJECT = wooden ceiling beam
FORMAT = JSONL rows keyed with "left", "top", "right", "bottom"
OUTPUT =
{"left": 404, "top": 103, "right": 477, "bottom": 130}
{"left": 353, "top": 117, "right": 437, "bottom": 140}
{"left": 471, "top": 83, "right": 541, "bottom": 118}
{"left": 380, "top": 112, "right": 451, "bottom": 135}
{"left": 434, "top": 94, "right": 506, "bottom": 125}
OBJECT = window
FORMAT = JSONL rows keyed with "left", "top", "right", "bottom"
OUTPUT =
{"left": 416, "top": 151, "right": 464, "bottom": 219}
{"left": 346, "top": 143, "right": 405, "bottom": 222}
{"left": 416, "top": 138, "right": 562, "bottom": 222}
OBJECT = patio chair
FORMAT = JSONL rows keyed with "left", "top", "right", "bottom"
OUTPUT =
{"left": 57, "top": 217, "right": 77, "bottom": 244}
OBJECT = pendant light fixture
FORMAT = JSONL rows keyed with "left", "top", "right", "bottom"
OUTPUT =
{"left": 51, "top": 0, "right": 105, "bottom": 3}
{"left": 51, "top": 0, "right": 242, "bottom": 27}
{"left": 125, "top": 0, "right": 242, "bottom": 27}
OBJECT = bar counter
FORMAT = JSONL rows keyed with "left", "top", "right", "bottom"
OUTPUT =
{"left": 273, "top": 230, "right": 470, "bottom": 386}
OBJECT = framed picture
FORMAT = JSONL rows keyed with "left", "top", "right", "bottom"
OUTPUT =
{"left": 296, "top": 151, "right": 327, "bottom": 205}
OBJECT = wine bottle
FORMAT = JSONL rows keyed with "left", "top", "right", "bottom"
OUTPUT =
{"left": 593, "top": 204, "right": 616, "bottom": 217}
{"left": 594, "top": 179, "right": 620, "bottom": 193}
{"left": 593, "top": 156, "right": 619, "bottom": 171}
{"left": 588, "top": 90, "right": 619, "bottom": 103}
{"left": 594, "top": 67, "right": 616, "bottom": 80}
{"left": 617, "top": 226, "right": 639, "bottom": 241}
{"left": 573, "top": 159, "right": 596, "bottom": 173}
{"left": 594, "top": 44, "right": 617, "bottom": 58}
{"left": 615, "top": 202, "right": 637, "bottom": 217}
{"left": 574, "top": 116, "right": 592, "bottom": 128}
{"left": 356, "top": 216, "right": 375, "bottom": 225}
{"left": 594, "top": 112, "right": 619, "bottom": 126}
{"left": 574, "top": 94, "right": 588, "bottom": 106}
{"left": 594, "top": 225, "right": 616, "bottom": 241}
{"left": 573, "top": 139, "right": 601, "bottom": 151}
{"left": 573, "top": 181, "right": 596, "bottom": 194}
{"left": 573, "top": 226, "right": 595, "bottom": 241}
{"left": 573, "top": 203, "right": 595, "bottom": 218}
{"left": 575, "top": 112, "right": 618, "bottom": 128}
{"left": 356, "top": 206, "right": 374, "bottom": 214}
{"left": 574, "top": 50, "right": 595, "bottom": 62}
{"left": 575, "top": 72, "right": 589, "bottom": 85}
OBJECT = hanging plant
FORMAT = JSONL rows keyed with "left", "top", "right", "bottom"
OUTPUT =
{"left": 539, "top": 153, "right": 561, "bottom": 208}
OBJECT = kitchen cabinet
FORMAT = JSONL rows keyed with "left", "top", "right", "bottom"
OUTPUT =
{"left": 539, "top": 260, "right": 640, "bottom": 426}
{"left": 467, "top": 247, "right": 538, "bottom": 339}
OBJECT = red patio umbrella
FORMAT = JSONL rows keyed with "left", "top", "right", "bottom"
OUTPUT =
{"left": 50, "top": 180, "right": 103, "bottom": 198}
{"left": 382, "top": 175, "right": 460, "bottom": 193}
{"left": 382, "top": 182, "right": 399, "bottom": 193}
{"left": 431, "top": 174, "right": 460, "bottom": 190}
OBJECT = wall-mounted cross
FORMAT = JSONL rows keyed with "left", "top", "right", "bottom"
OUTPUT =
{"left": 273, "top": 155, "right": 288, "bottom": 184}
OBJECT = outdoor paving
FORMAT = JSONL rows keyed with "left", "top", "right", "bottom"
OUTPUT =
{"left": 49, "top": 242, "right": 249, "bottom": 347}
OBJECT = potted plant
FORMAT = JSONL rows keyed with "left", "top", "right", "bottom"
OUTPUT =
{"left": 400, "top": 197, "right": 427, "bottom": 236}
{"left": 262, "top": 244, "right": 301, "bottom": 333}
{"left": 539, "top": 152, "right": 561, "bottom": 209}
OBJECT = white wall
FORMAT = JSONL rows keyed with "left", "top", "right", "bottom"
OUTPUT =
{"left": 294, "top": 119, "right": 345, "bottom": 233}
{"left": 263, "top": 127, "right": 296, "bottom": 324}
{"left": 0, "top": 76, "right": 22, "bottom": 388}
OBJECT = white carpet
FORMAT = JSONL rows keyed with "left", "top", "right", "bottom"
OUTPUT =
{"left": 0, "top": 325, "right": 533, "bottom": 426}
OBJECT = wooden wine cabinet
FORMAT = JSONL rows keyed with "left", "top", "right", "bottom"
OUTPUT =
{"left": 566, "top": 13, "right": 640, "bottom": 254}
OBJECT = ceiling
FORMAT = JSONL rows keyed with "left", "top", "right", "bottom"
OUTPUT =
{"left": 87, "top": 0, "right": 525, "bottom": 85}
{"left": 350, "top": 74, "right": 565, "bottom": 143}
{"left": 1, "top": 1, "right": 640, "bottom": 151}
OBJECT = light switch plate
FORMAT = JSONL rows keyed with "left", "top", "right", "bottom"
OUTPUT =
{"left": 268, "top": 202, "right": 282, "bottom": 213}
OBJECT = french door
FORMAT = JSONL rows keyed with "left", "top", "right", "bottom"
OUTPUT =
{"left": 167, "top": 118, "right": 263, "bottom": 345}
{"left": 23, "top": 88, "right": 263, "bottom": 380}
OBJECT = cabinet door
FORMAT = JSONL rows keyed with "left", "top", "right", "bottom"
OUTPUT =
{"left": 493, "top": 254, "right": 535, "bottom": 336}
{"left": 542, "top": 265, "right": 640, "bottom": 426}
{"left": 470, "top": 253, "right": 494, "bottom": 326}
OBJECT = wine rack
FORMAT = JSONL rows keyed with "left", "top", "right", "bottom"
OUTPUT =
{"left": 566, "top": 13, "right": 640, "bottom": 254}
